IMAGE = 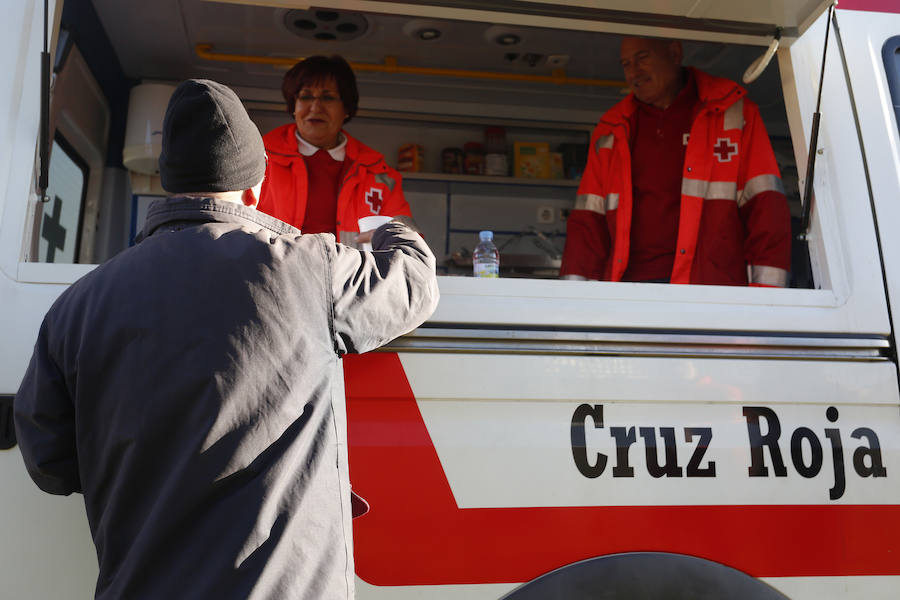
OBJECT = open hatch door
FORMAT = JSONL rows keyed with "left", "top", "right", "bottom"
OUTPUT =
{"left": 215, "top": 0, "right": 833, "bottom": 43}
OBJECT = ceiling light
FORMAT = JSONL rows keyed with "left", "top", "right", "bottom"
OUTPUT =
{"left": 483, "top": 25, "right": 526, "bottom": 47}
{"left": 402, "top": 19, "right": 446, "bottom": 42}
{"left": 417, "top": 28, "right": 442, "bottom": 41}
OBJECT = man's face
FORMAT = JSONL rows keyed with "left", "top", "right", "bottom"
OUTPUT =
{"left": 620, "top": 37, "right": 683, "bottom": 109}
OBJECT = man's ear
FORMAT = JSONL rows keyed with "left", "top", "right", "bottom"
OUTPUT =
{"left": 668, "top": 40, "right": 684, "bottom": 65}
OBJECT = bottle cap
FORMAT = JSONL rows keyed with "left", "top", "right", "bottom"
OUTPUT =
{"left": 479, "top": 230, "right": 493, "bottom": 241}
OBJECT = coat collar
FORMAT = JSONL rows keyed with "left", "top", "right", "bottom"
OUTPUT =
{"left": 604, "top": 67, "right": 745, "bottom": 127}
{"left": 136, "top": 196, "right": 300, "bottom": 242}
{"left": 263, "top": 123, "right": 384, "bottom": 169}
{"left": 691, "top": 67, "right": 746, "bottom": 111}
{"left": 295, "top": 129, "right": 347, "bottom": 160}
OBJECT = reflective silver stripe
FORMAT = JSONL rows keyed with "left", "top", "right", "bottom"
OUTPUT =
{"left": 575, "top": 193, "right": 607, "bottom": 214}
{"left": 374, "top": 173, "right": 396, "bottom": 191}
{"left": 738, "top": 174, "right": 785, "bottom": 208}
{"left": 606, "top": 193, "right": 619, "bottom": 211}
{"left": 681, "top": 179, "right": 736, "bottom": 201}
{"left": 682, "top": 178, "right": 707, "bottom": 198}
{"left": 595, "top": 134, "right": 614, "bottom": 152}
{"left": 750, "top": 265, "right": 788, "bottom": 287}
{"left": 724, "top": 98, "right": 744, "bottom": 131}
{"left": 561, "top": 274, "right": 589, "bottom": 281}
{"left": 707, "top": 182, "right": 737, "bottom": 200}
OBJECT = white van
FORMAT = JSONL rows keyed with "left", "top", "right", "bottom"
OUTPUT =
{"left": 2, "top": 1, "right": 900, "bottom": 598}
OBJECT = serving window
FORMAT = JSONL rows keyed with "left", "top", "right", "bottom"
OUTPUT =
{"left": 19, "top": 2, "right": 893, "bottom": 336}
{"left": 31, "top": 3, "right": 814, "bottom": 285}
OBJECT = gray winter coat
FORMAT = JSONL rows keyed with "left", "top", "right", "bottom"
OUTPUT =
{"left": 14, "top": 197, "right": 439, "bottom": 599}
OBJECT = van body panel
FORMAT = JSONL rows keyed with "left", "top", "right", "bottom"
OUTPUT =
{"left": 839, "top": 0, "right": 900, "bottom": 14}
{"left": 0, "top": 449, "right": 98, "bottom": 598}
{"left": 835, "top": 9, "right": 900, "bottom": 355}
{"left": 345, "top": 353, "right": 900, "bottom": 590}
{"left": 0, "top": 0, "right": 69, "bottom": 393}
{"left": 353, "top": 576, "right": 900, "bottom": 600}
{"left": 0, "top": 0, "right": 44, "bottom": 280}
{"left": 431, "top": 279, "right": 887, "bottom": 333}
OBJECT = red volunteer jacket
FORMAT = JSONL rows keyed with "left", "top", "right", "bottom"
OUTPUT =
{"left": 259, "top": 124, "right": 412, "bottom": 243}
{"left": 560, "top": 68, "right": 791, "bottom": 286}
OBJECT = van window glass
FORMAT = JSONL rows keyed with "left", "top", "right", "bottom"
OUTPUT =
{"left": 883, "top": 36, "right": 900, "bottom": 137}
{"left": 40, "top": 134, "right": 88, "bottom": 263}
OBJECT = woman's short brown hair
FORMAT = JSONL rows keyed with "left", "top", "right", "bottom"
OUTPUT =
{"left": 281, "top": 55, "right": 359, "bottom": 123}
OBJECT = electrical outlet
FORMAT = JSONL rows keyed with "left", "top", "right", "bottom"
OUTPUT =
{"left": 537, "top": 206, "right": 554, "bottom": 224}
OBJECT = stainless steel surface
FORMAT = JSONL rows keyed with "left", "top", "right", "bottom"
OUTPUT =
{"left": 383, "top": 326, "right": 892, "bottom": 360}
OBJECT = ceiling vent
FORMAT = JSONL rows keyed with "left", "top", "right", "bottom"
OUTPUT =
{"left": 503, "top": 52, "right": 546, "bottom": 68}
{"left": 284, "top": 9, "right": 368, "bottom": 42}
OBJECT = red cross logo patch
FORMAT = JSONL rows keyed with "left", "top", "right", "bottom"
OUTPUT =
{"left": 365, "top": 187, "right": 384, "bottom": 214}
{"left": 713, "top": 137, "right": 738, "bottom": 162}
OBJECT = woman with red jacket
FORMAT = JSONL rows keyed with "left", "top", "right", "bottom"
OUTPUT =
{"left": 259, "top": 55, "right": 415, "bottom": 243}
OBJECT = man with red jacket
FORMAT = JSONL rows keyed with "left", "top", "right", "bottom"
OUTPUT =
{"left": 560, "top": 37, "right": 791, "bottom": 286}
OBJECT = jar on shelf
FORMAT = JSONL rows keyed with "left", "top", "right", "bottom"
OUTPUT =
{"left": 441, "top": 147, "right": 464, "bottom": 174}
{"left": 483, "top": 126, "right": 508, "bottom": 176}
{"left": 463, "top": 142, "right": 485, "bottom": 175}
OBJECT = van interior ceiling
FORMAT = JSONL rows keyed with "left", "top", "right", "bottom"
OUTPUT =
{"left": 41, "top": 0, "right": 811, "bottom": 287}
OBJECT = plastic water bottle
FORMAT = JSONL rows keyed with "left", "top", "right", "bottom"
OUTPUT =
{"left": 473, "top": 230, "right": 500, "bottom": 278}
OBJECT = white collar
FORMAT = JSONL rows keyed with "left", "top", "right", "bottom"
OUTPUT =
{"left": 295, "top": 129, "right": 347, "bottom": 161}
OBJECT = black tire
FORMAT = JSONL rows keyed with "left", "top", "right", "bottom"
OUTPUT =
{"left": 499, "top": 552, "right": 790, "bottom": 600}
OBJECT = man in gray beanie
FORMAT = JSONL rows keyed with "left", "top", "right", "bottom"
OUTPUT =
{"left": 14, "top": 79, "right": 439, "bottom": 599}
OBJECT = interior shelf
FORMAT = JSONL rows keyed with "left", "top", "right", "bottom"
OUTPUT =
{"left": 400, "top": 172, "right": 581, "bottom": 187}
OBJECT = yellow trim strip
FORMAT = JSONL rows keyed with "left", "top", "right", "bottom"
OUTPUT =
{"left": 195, "top": 44, "right": 628, "bottom": 88}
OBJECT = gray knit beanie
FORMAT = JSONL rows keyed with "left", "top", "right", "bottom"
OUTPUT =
{"left": 159, "top": 79, "right": 266, "bottom": 194}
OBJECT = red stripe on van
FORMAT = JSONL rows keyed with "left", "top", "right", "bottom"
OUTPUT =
{"left": 838, "top": 0, "right": 900, "bottom": 13}
{"left": 345, "top": 353, "right": 900, "bottom": 586}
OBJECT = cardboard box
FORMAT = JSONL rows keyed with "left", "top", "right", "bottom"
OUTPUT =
{"left": 549, "top": 152, "right": 564, "bottom": 179}
{"left": 513, "top": 142, "right": 550, "bottom": 178}
{"left": 397, "top": 143, "right": 424, "bottom": 172}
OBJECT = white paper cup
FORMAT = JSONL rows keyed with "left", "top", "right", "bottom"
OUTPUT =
{"left": 357, "top": 215, "right": 393, "bottom": 250}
